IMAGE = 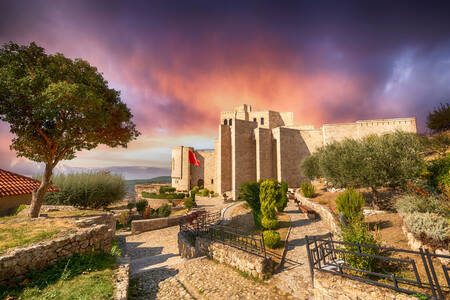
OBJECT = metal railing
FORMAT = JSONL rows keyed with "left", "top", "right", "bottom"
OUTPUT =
{"left": 179, "top": 210, "right": 266, "bottom": 258}
{"left": 305, "top": 233, "right": 450, "bottom": 300}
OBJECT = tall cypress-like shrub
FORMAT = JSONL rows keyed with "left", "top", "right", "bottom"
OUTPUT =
{"left": 260, "top": 180, "right": 279, "bottom": 229}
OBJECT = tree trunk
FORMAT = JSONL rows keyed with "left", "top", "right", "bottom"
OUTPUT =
{"left": 29, "top": 164, "right": 53, "bottom": 218}
{"left": 371, "top": 187, "right": 379, "bottom": 210}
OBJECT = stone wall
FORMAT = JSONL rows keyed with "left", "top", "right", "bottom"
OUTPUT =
{"left": 75, "top": 213, "right": 116, "bottom": 236}
{"left": 255, "top": 127, "right": 273, "bottom": 181}
{"left": 217, "top": 124, "right": 232, "bottom": 194}
{"left": 313, "top": 271, "right": 416, "bottom": 300}
{"left": 295, "top": 192, "right": 341, "bottom": 234}
{"left": 0, "top": 224, "right": 114, "bottom": 284}
{"left": 131, "top": 210, "right": 203, "bottom": 234}
{"left": 191, "top": 149, "right": 217, "bottom": 191}
{"left": 178, "top": 233, "right": 271, "bottom": 280}
{"left": 134, "top": 183, "right": 171, "bottom": 199}
{"left": 232, "top": 119, "right": 257, "bottom": 199}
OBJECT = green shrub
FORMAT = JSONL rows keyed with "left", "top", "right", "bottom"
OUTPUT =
{"left": 336, "top": 188, "right": 365, "bottom": 222}
{"left": 209, "top": 190, "right": 214, "bottom": 196}
{"left": 43, "top": 172, "right": 126, "bottom": 208}
{"left": 339, "top": 219, "right": 381, "bottom": 272}
{"left": 276, "top": 181, "right": 288, "bottom": 212}
{"left": 263, "top": 230, "right": 281, "bottom": 249}
{"left": 190, "top": 191, "right": 196, "bottom": 202}
{"left": 192, "top": 186, "right": 200, "bottom": 193}
{"left": 404, "top": 212, "right": 449, "bottom": 243}
{"left": 136, "top": 199, "right": 148, "bottom": 215}
{"left": 426, "top": 154, "right": 450, "bottom": 191}
{"left": 239, "top": 181, "right": 261, "bottom": 212}
{"left": 126, "top": 202, "right": 135, "bottom": 211}
{"left": 141, "top": 192, "right": 185, "bottom": 199}
{"left": 261, "top": 217, "right": 278, "bottom": 230}
{"left": 159, "top": 186, "right": 176, "bottom": 194}
{"left": 395, "top": 193, "right": 450, "bottom": 218}
{"left": 260, "top": 180, "right": 279, "bottom": 229}
{"left": 201, "top": 188, "right": 210, "bottom": 197}
{"left": 183, "top": 197, "right": 195, "bottom": 210}
{"left": 300, "top": 182, "right": 315, "bottom": 198}
{"left": 14, "top": 204, "right": 28, "bottom": 216}
{"left": 117, "top": 211, "right": 129, "bottom": 227}
{"left": 156, "top": 204, "right": 171, "bottom": 218}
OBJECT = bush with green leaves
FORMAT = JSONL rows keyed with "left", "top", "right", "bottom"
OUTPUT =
{"left": 156, "top": 204, "right": 171, "bottom": 218}
{"left": 425, "top": 153, "right": 450, "bottom": 192}
{"left": 239, "top": 181, "right": 261, "bottom": 212}
{"left": 201, "top": 188, "right": 210, "bottom": 197}
{"left": 136, "top": 199, "right": 148, "bottom": 215}
{"left": 117, "top": 211, "right": 130, "bottom": 227}
{"left": 263, "top": 230, "right": 281, "bottom": 249}
{"left": 141, "top": 192, "right": 185, "bottom": 199}
{"left": 183, "top": 197, "right": 195, "bottom": 210}
{"left": 395, "top": 193, "right": 450, "bottom": 217}
{"left": 300, "top": 182, "right": 315, "bottom": 198}
{"left": 159, "top": 186, "right": 176, "bottom": 194}
{"left": 276, "top": 181, "right": 288, "bottom": 212}
{"left": 336, "top": 188, "right": 365, "bottom": 222}
{"left": 339, "top": 219, "right": 381, "bottom": 272}
{"left": 403, "top": 212, "right": 449, "bottom": 243}
{"left": 260, "top": 179, "right": 279, "bottom": 230}
{"left": 192, "top": 186, "right": 200, "bottom": 194}
{"left": 43, "top": 172, "right": 126, "bottom": 208}
{"left": 301, "top": 131, "right": 425, "bottom": 205}
{"left": 427, "top": 103, "right": 450, "bottom": 133}
{"left": 14, "top": 204, "right": 28, "bottom": 216}
{"left": 126, "top": 202, "right": 135, "bottom": 211}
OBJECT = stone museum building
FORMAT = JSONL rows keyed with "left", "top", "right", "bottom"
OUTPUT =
{"left": 171, "top": 104, "right": 417, "bottom": 199}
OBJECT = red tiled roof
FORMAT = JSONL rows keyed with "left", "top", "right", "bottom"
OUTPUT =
{"left": 0, "top": 169, "right": 59, "bottom": 197}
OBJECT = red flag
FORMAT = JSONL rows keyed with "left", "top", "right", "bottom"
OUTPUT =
{"left": 188, "top": 151, "right": 201, "bottom": 167}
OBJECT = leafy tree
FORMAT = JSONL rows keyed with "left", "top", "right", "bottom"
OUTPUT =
{"left": 0, "top": 42, "right": 140, "bottom": 217}
{"left": 427, "top": 102, "right": 450, "bottom": 133}
{"left": 301, "top": 131, "right": 424, "bottom": 205}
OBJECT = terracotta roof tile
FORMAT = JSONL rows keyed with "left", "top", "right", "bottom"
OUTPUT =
{"left": 0, "top": 169, "right": 59, "bottom": 197}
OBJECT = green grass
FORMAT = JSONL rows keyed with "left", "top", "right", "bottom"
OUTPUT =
{"left": 0, "top": 251, "right": 118, "bottom": 299}
{"left": 0, "top": 227, "right": 61, "bottom": 254}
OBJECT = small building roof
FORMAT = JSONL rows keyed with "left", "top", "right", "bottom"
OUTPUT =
{"left": 0, "top": 169, "right": 59, "bottom": 197}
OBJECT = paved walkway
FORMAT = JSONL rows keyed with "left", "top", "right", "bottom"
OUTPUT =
{"left": 125, "top": 198, "right": 332, "bottom": 299}
{"left": 269, "top": 199, "right": 330, "bottom": 299}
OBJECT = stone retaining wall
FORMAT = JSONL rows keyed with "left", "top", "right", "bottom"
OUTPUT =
{"left": 75, "top": 213, "right": 116, "bottom": 235}
{"left": 0, "top": 224, "right": 114, "bottom": 284}
{"left": 114, "top": 257, "right": 130, "bottom": 300}
{"left": 313, "top": 271, "right": 415, "bottom": 300}
{"left": 134, "top": 183, "right": 170, "bottom": 199}
{"left": 178, "top": 232, "right": 272, "bottom": 280}
{"left": 132, "top": 215, "right": 184, "bottom": 234}
{"left": 295, "top": 192, "right": 341, "bottom": 234}
{"left": 295, "top": 191, "right": 341, "bottom": 234}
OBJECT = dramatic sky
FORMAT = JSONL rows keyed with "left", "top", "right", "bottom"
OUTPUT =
{"left": 1, "top": 0, "right": 449, "bottom": 178}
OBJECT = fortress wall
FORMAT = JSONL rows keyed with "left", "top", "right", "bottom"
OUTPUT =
{"left": 276, "top": 127, "right": 311, "bottom": 187}
{"left": 217, "top": 125, "right": 232, "bottom": 194}
{"left": 272, "top": 128, "right": 282, "bottom": 182}
{"left": 323, "top": 118, "right": 417, "bottom": 145}
{"left": 299, "top": 129, "right": 324, "bottom": 153}
{"left": 232, "top": 119, "right": 257, "bottom": 199}
{"left": 255, "top": 127, "right": 273, "bottom": 181}
{"left": 248, "top": 111, "right": 270, "bottom": 129}
{"left": 195, "top": 150, "right": 217, "bottom": 192}
{"left": 220, "top": 111, "right": 235, "bottom": 125}
{"left": 356, "top": 118, "right": 417, "bottom": 136}
{"left": 171, "top": 146, "right": 191, "bottom": 191}
{"left": 279, "top": 112, "right": 294, "bottom": 126}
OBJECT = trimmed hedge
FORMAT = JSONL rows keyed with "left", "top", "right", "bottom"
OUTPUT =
{"left": 141, "top": 191, "right": 185, "bottom": 199}
{"left": 263, "top": 230, "right": 280, "bottom": 249}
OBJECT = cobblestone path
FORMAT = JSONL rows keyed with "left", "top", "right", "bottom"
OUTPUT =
{"left": 126, "top": 199, "right": 332, "bottom": 299}
{"left": 269, "top": 199, "right": 331, "bottom": 299}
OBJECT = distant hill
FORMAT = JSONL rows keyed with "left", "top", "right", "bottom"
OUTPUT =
{"left": 124, "top": 176, "right": 171, "bottom": 196}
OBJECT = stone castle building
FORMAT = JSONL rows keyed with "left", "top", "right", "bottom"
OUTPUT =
{"left": 171, "top": 104, "right": 417, "bottom": 199}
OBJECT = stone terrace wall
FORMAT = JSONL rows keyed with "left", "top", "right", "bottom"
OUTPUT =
{"left": 313, "top": 271, "right": 415, "bottom": 300}
{"left": 134, "top": 183, "right": 170, "bottom": 199}
{"left": 131, "top": 210, "right": 201, "bottom": 234}
{"left": 295, "top": 192, "right": 341, "bottom": 234}
{"left": 178, "top": 234, "right": 272, "bottom": 280}
{"left": 0, "top": 224, "right": 114, "bottom": 285}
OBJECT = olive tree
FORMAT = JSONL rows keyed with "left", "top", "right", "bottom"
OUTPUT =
{"left": 301, "top": 131, "right": 424, "bottom": 205}
{"left": 0, "top": 42, "right": 140, "bottom": 217}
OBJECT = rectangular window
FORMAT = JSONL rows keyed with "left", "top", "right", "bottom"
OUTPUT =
{"left": 229, "top": 119, "right": 232, "bottom": 126}
{"left": 224, "top": 119, "right": 228, "bottom": 125}
{"left": 211, "top": 179, "right": 214, "bottom": 184}
{"left": 261, "top": 117, "right": 264, "bottom": 125}
{"left": 253, "top": 118, "right": 257, "bottom": 122}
